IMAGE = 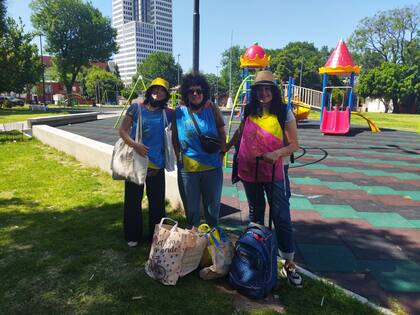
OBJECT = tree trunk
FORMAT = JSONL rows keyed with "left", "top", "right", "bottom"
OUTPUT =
{"left": 382, "top": 99, "right": 390, "bottom": 113}
{"left": 392, "top": 97, "right": 400, "bottom": 113}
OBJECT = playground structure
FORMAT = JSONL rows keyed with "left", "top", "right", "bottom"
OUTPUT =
{"left": 225, "top": 41, "right": 380, "bottom": 147}
{"left": 224, "top": 43, "right": 269, "bottom": 166}
{"left": 318, "top": 39, "right": 379, "bottom": 134}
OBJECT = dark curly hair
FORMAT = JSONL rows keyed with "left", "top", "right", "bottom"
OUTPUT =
{"left": 144, "top": 85, "right": 170, "bottom": 108}
{"left": 246, "top": 84, "right": 286, "bottom": 119}
{"left": 180, "top": 73, "right": 210, "bottom": 106}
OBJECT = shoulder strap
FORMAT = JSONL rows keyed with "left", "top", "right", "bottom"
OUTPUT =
{"left": 187, "top": 107, "right": 202, "bottom": 136}
{"left": 135, "top": 104, "right": 143, "bottom": 143}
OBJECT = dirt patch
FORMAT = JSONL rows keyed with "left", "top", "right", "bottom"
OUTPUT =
{"left": 216, "top": 282, "right": 285, "bottom": 314}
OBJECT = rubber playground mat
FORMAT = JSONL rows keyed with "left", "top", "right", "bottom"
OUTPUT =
{"left": 59, "top": 117, "right": 420, "bottom": 313}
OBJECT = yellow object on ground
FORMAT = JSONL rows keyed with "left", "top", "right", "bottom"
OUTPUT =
{"left": 352, "top": 112, "right": 381, "bottom": 132}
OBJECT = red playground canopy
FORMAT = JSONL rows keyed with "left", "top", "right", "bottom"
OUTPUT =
{"left": 319, "top": 39, "right": 360, "bottom": 75}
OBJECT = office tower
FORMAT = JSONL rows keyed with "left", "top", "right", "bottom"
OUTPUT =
{"left": 112, "top": 0, "right": 173, "bottom": 86}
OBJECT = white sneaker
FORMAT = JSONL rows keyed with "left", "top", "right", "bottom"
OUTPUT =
{"left": 127, "top": 241, "right": 138, "bottom": 247}
{"left": 280, "top": 266, "right": 303, "bottom": 288}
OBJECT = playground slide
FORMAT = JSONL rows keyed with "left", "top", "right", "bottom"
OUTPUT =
{"left": 351, "top": 112, "right": 381, "bottom": 132}
{"left": 320, "top": 106, "right": 350, "bottom": 135}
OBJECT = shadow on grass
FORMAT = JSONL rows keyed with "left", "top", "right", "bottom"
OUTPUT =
{"left": 0, "top": 200, "right": 236, "bottom": 315}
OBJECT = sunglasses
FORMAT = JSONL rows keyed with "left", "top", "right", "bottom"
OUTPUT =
{"left": 188, "top": 88, "right": 203, "bottom": 95}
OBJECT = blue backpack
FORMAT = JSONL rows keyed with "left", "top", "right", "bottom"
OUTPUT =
{"left": 228, "top": 222, "right": 278, "bottom": 299}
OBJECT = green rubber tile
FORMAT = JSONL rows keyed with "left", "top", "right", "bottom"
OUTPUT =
{"left": 357, "top": 212, "right": 415, "bottom": 228}
{"left": 293, "top": 174, "right": 420, "bottom": 200}
{"left": 362, "top": 260, "right": 420, "bottom": 292}
{"left": 399, "top": 190, "right": 420, "bottom": 201}
{"left": 223, "top": 167, "right": 232, "bottom": 174}
{"left": 304, "top": 163, "right": 420, "bottom": 180}
{"left": 410, "top": 220, "right": 420, "bottom": 228}
{"left": 312, "top": 204, "right": 360, "bottom": 219}
{"left": 222, "top": 186, "right": 237, "bottom": 197}
{"left": 292, "top": 177, "right": 322, "bottom": 186}
{"left": 324, "top": 155, "right": 419, "bottom": 168}
{"left": 290, "top": 197, "right": 314, "bottom": 210}
{"left": 297, "top": 244, "right": 363, "bottom": 272}
{"left": 324, "top": 181, "right": 360, "bottom": 190}
{"left": 363, "top": 186, "right": 402, "bottom": 195}
{"left": 237, "top": 190, "right": 248, "bottom": 202}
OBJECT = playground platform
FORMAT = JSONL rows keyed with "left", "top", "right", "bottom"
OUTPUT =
{"left": 53, "top": 116, "right": 420, "bottom": 314}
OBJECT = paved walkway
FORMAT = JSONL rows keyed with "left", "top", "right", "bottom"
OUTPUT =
{"left": 57, "top": 116, "right": 420, "bottom": 314}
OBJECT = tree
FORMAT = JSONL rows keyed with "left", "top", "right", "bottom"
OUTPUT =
{"left": 0, "top": 0, "right": 6, "bottom": 36}
{"left": 133, "top": 52, "right": 180, "bottom": 88}
{"left": 269, "top": 42, "right": 333, "bottom": 90}
{"left": 30, "top": 0, "right": 117, "bottom": 95}
{"left": 204, "top": 72, "right": 227, "bottom": 105}
{"left": 348, "top": 5, "right": 420, "bottom": 70}
{"left": 219, "top": 45, "right": 245, "bottom": 98}
{"left": 356, "top": 62, "right": 419, "bottom": 113}
{"left": 0, "top": 17, "right": 41, "bottom": 93}
{"left": 84, "top": 66, "right": 123, "bottom": 103}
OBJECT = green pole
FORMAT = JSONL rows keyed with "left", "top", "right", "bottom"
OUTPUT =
{"left": 114, "top": 75, "right": 146, "bottom": 129}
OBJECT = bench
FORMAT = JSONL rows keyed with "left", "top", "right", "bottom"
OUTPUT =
{"left": 28, "top": 112, "right": 100, "bottom": 128}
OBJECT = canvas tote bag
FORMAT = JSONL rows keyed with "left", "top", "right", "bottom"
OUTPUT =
{"left": 179, "top": 228, "right": 207, "bottom": 277}
{"left": 162, "top": 109, "right": 176, "bottom": 172}
{"left": 145, "top": 218, "right": 186, "bottom": 285}
{"left": 111, "top": 104, "right": 148, "bottom": 185}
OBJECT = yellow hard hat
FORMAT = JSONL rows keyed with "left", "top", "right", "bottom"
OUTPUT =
{"left": 149, "top": 77, "right": 169, "bottom": 93}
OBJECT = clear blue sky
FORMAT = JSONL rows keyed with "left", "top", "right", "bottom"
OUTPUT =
{"left": 6, "top": 0, "right": 418, "bottom": 74}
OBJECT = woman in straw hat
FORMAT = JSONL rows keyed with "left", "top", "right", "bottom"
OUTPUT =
{"left": 119, "top": 77, "right": 174, "bottom": 247}
{"left": 224, "top": 70, "right": 302, "bottom": 287}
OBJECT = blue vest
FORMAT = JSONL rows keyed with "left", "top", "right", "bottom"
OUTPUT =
{"left": 175, "top": 104, "right": 221, "bottom": 171}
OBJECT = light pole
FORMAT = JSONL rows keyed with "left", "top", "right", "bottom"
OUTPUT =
{"left": 177, "top": 54, "right": 180, "bottom": 86}
{"left": 38, "top": 34, "right": 46, "bottom": 105}
{"left": 192, "top": 0, "right": 200, "bottom": 73}
{"left": 215, "top": 66, "right": 219, "bottom": 106}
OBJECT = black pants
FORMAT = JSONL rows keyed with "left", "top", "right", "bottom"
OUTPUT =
{"left": 123, "top": 168, "right": 166, "bottom": 243}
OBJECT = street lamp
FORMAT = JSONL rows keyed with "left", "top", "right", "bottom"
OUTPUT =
{"left": 215, "top": 66, "right": 219, "bottom": 106}
{"left": 177, "top": 53, "right": 180, "bottom": 86}
{"left": 192, "top": 0, "right": 200, "bottom": 73}
{"left": 38, "top": 34, "right": 46, "bottom": 105}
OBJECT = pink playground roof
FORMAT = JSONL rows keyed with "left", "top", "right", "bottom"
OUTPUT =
{"left": 319, "top": 39, "right": 360, "bottom": 75}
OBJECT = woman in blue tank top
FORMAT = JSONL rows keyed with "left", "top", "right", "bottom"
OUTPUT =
{"left": 118, "top": 77, "right": 174, "bottom": 247}
{"left": 172, "top": 73, "right": 226, "bottom": 228}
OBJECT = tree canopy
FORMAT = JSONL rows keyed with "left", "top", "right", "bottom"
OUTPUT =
{"left": 268, "top": 42, "right": 331, "bottom": 90}
{"left": 133, "top": 52, "right": 181, "bottom": 89}
{"left": 356, "top": 62, "right": 419, "bottom": 113}
{"left": 83, "top": 66, "right": 123, "bottom": 103}
{"left": 30, "top": 0, "right": 117, "bottom": 95}
{"left": 348, "top": 5, "right": 420, "bottom": 70}
{"left": 219, "top": 45, "right": 245, "bottom": 98}
{"left": 0, "top": 0, "right": 6, "bottom": 36}
{"left": 0, "top": 17, "right": 41, "bottom": 93}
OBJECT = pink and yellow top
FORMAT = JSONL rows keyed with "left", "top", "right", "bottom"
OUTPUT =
{"left": 319, "top": 39, "right": 361, "bottom": 75}
{"left": 238, "top": 112, "right": 285, "bottom": 182}
{"left": 240, "top": 43, "right": 271, "bottom": 69}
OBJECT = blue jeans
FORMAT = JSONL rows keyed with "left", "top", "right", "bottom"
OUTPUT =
{"left": 178, "top": 167, "right": 223, "bottom": 227}
{"left": 242, "top": 165, "right": 294, "bottom": 260}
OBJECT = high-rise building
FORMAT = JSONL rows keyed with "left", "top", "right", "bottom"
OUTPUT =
{"left": 112, "top": 0, "right": 173, "bottom": 86}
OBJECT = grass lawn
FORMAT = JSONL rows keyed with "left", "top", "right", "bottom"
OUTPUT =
{"left": 308, "top": 111, "right": 420, "bottom": 133}
{"left": 0, "top": 106, "right": 71, "bottom": 124}
{"left": 0, "top": 134, "right": 382, "bottom": 314}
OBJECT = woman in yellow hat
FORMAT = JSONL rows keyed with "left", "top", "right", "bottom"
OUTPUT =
{"left": 119, "top": 77, "right": 174, "bottom": 247}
